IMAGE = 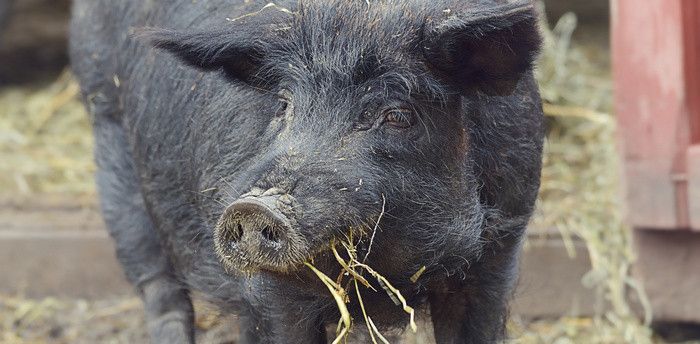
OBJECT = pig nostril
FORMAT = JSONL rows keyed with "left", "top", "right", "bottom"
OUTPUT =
{"left": 221, "top": 221, "right": 244, "bottom": 248}
{"left": 234, "top": 224, "right": 244, "bottom": 242}
{"left": 261, "top": 226, "right": 280, "bottom": 243}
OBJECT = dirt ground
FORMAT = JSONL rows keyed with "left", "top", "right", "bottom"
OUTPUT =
{"left": 2, "top": 293, "right": 652, "bottom": 344}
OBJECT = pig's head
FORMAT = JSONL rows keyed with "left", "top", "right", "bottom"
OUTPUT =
{"left": 145, "top": 0, "right": 541, "bottom": 282}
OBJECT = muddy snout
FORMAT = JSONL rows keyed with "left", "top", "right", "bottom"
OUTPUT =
{"left": 214, "top": 193, "right": 309, "bottom": 272}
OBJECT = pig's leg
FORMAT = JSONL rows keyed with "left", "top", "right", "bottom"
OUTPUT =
{"left": 269, "top": 318, "right": 327, "bottom": 344}
{"left": 238, "top": 315, "right": 327, "bottom": 344}
{"left": 237, "top": 292, "right": 327, "bottom": 344}
{"left": 429, "top": 238, "right": 522, "bottom": 344}
{"left": 94, "top": 116, "right": 194, "bottom": 344}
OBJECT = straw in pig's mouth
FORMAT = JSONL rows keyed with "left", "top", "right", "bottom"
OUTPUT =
{"left": 305, "top": 235, "right": 418, "bottom": 344}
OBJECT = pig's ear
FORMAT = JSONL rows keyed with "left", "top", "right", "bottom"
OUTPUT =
{"left": 140, "top": 28, "right": 265, "bottom": 83}
{"left": 138, "top": 5, "right": 294, "bottom": 85}
{"left": 423, "top": 1, "right": 542, "bottom": 96}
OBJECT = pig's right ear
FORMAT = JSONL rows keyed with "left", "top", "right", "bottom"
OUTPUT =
{"left": 422, "top": 1, "right": 542, "bottom": 96}
{"left": 137, "top": 5, "right": 294, "bottom": 85}
{"left": 138, "top": 28, "right": 269, "bottom": 85}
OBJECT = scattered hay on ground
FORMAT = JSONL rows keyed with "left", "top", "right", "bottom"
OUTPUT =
{"left": 0, "top": 70, "right": 93, "bottom": 199}
{"left": 0, "top": 294, "right": 245, "bottom": 344}
{"left": 0, "top": 294, "right": 147, "bottom": 344}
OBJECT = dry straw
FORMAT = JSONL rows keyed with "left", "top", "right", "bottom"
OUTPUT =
{"left": 306, "top": 234, "right": 417, "bottom": 344}
{"left": 0, "top": 70, "right": 94, "bottom": 198}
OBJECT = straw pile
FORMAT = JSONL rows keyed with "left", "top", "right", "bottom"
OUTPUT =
{"left": 0, "top": 71, "right": 94, "bottom": 200}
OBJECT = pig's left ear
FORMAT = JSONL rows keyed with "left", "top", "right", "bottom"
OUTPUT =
{"left": 423, "top": 1, "right": 542, "bottom": 96}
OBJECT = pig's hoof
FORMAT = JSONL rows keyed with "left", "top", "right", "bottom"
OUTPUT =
{"left": 147, "top": 311, "right": 194, "bottom": 344}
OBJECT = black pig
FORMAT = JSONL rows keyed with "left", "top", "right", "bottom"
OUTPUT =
{"left": 70, "top": 0, "right": 543, "bottom": 343}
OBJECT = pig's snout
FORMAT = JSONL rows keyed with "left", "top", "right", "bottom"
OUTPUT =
{"left": 214, "top": 195, "right": 308, "bottom": 272}
{"left": 222, "top": 198, "right": 290, "bottom": 248}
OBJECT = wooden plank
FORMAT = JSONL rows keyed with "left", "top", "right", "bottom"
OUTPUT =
{"left": 513, "top": 238, "right": 596, "bottom": 318}
{"left": 0, "top": 232, "right": 131, "bottom": 298}
{"left": 612, "top": 0, "right": 693, "bottom": 229}
{"left": 634, "top": 229, "right": 700, "bottom": 322}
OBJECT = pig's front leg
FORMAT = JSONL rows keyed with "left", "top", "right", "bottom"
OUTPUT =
{"left": 238, "top": 278, "right": 328, "bottom": 344}
{"left": 141, "top": 277, "right": 194, "bottom": 344}
{"left": 238, "top": 309, "right": 327, "bottom": 344}
{"left": 429, "top": 236, "right": 523, "bottom": 344}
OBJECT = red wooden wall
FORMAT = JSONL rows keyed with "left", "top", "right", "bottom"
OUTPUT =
{"left": 613, "top": 0, "right": 700, "bottom": 230}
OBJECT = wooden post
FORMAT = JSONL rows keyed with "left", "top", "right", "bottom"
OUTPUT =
{"left": 682, "top": 0, "right": 700, "bottom": 229}
{"left": 613, "top": 0, "right": 700, "bottom": 231}
{"left": 614, "top": 0, "right": 700, "bottom": 323}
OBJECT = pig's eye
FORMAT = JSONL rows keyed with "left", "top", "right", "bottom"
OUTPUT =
{"left": 276, "top": 90, "right": 292, "bottom": 117}
{"left": 276, "top": 99, "right": 289, "bottom": 116}
{"left": 383, "top": 108, "right": 414, "bottom": 129}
